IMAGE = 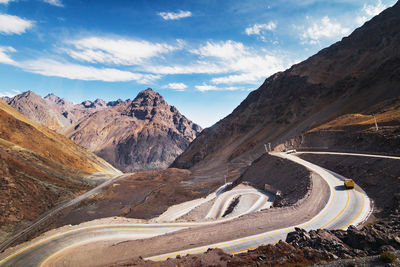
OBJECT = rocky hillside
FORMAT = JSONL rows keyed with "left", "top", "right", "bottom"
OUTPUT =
{"left": 3, "top": 89, "right": 202, "bottom": 172}
{"left": 172, "top": 2, "right": 400, "bottom": 173}
{"left": 0, "top": 99, "right": 120, "bottom": 242}
{"left": 2, "top": 91, "right": 109, "bottom": 132}
{"left": 277, "top": 97, "right": 400, "bottom": 154}
{"left": 66, "top": 89, "right": 202, "bottom": 172}
{"left": 4, "top": 91, "right": 72, "bottom": 131}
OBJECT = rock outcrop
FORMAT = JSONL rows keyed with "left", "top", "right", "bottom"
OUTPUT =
{"left": 286, "top": 207, "right": 400, "bottom": 258}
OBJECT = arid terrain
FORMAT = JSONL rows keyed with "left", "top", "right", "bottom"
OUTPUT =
{"left": 2, "top": 88, "right": 201, "bottom": 172}
{"left": 1, "top": 1, "right": 400, "bottom": 267}
{"left": 0, "top": 99, "right": 119, "bottom": 243}
{"left": 172, "top": 2, "right": 400, "bottom": 177}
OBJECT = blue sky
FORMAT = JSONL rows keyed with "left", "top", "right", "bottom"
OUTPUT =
{"left": 0, "top": 0, "right": 396, "bottom": 127}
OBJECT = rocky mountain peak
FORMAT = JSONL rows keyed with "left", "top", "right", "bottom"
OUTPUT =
{"left": 0, "top": 96, "right": 10, "bottom": 103}
{"left": 10, "top": 91, "right": 44, "bottom": 106}
{"left": 107, "top": 99, "right": 124, "bottom": 107}
{"left": 133, "top": 88, "right": 166, "bottom": 107}
{"left": 16, "top": 90, "right": 38, "bottom": 99}
{"left": 44, "top": 93, "right": 59, "bottom": 102}
{"left": 67, "top": 88, "right": 202, "bottom": 172}
{"left": 80, "top": 98, "right": 108, "bottom": 109}
{"left": 44, "top": 93, "right": 73, "bottom": 108}
{"left": 6, "top": 91, "right": 72, "bottom": 131}
{"left": 94, "top": 98, "right": 107, "bottom": 107}
{"left": 81, "top": 100, "right": 93, "bottom": 108}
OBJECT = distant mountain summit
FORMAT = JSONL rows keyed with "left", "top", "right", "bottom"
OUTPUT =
{"left": 4, "top": 88, "right": 202, "bottom": 172}
{"left": 67, "top": 88, "right": 202, "bottom": 172}
{"left": 5, "top": 90, "right": 71, "bottom": 131}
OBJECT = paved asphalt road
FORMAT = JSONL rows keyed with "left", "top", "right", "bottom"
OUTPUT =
{"left": 147, "top": 152, "right": 372, "bottom": 261}
{"left": 0, "top": 173, "right": 127, "bottom": 254}
{"left": 1, "top": 151, "right": 394, "bottom": 266}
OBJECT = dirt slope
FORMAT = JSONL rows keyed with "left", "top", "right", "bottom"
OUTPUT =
{"left": 234, "top": 154, "right": 311, "bottom": 207}
{"left": 0, "top": 99, "right": 119, "bottom": 242}
{"left": 172, "top": 2, "right": 400, "bottom": 175}
{"left": 277, "top": 97, "right": 400, "bottom": 155}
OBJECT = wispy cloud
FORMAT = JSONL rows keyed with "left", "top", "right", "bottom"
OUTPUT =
{"left": 65, "top": 36, "right": 178, "bottom": 65}
{"left": 298, "top": 16, "right": 350, "bottom": 45}
{"left": 20, "top": 59, "right": 160, "bottom": 83}
{"left": 43, "top": 0, "right": 64, "bottom": 7}
{"left": 191, "top": 40, "right": 247, "bottom": 59}
{"left": 0, "top": 45, "right": 162, "bottom": 83}
{"left": 195, "top": 84, "right": 241, "bottom": 92}
{"left": 0, "top": 14, "right": 34, "bottom": 35}
{"left": 142, "top": 40, "right": 290, "bottom": 85}
{"left": 158, "top": 10, "right": 192, "bottom": 20}
{"left": 0, "top": 35, "right": 290, "bottom": 88}
{"left": 245, "top": 22, "right": 276, "bottom": 36}
{"left": 163, "top": 83, "right": 187, "bottom": 91}
{"left": 0, "top": 89, "right": 20, "bottom": 98}
{"left": 356, "top": 0, "right": 386, "bottom": 26}
{"left": 0, "top": 0, "right": 16, "bottom": 4}
{"left": 0, "top": 46, "right": 17, "bottom": 65}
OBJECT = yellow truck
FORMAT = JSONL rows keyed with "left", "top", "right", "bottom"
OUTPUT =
{"left": 344, "top": 178, "right": 355, "bottom": 189}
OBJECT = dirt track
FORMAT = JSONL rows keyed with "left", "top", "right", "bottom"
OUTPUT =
{"left": 45, "top": 172, "right": 329, "bottom": 266}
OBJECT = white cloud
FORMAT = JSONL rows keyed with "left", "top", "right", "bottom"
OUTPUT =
{"left": 142, "top": 40, "right": 289, "bottom": 85}
{"left": 363, "top": 0, "right": 386, "bottom": 16}
{"left": 300, "top": 16, "right": 350, "bottom": 45}
{"left": 163, "top": 83, "right": 187, "bottom": 91}
{"left": 20, "top": 59, "right": 160, "bottom": 83}
{"left": 0, "top": 0, "right": 16, "bottom": 4}
{"left": 0, "top": 45, "right": 161, "bottom": 83}
{"left": 0, "top": 36, "right": 290, "bottom": 88}
{"left": 159, "top": 10, "right": 192, "bottom": 20}
{"left": 0, "top": 14, "right": 34, "bottom": 35}
{"left": 356, "top": 0, "right": 386, "bottom": 26}
{"left": 0, "top": 89, "right": 20, "bottom": 98}
{"left": 0, "top": 46, "right": 17, "bottom": 65}
{"left": 65, "top": 37, "right": 178, "bottom": 65}
{"left": 195, "top": 84, "right": 240, "bottom": 92}
{"left": 245, "top": 22, "right": 277, "bottom": 35}
{"left": 43, "top": 0, "right": 64, "bottom": 7}
{"left": 142, "top": 62, "right": 225, "bottom": 75}
{"left": 191, "top": 40, "right": 247, "bottom": 60}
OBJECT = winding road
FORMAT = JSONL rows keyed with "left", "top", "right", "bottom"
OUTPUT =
{"left": 0, "top": 173, "right": 125, "bottom": 255}
{"left": 0, "top": 151, "right": 395, "bottom": 266}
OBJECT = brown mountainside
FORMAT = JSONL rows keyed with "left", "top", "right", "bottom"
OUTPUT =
{"left": 0, "top": 99, "right": 120, "bottom": 241}
{"left": 4, "top": 89, "right": 202, "bottom": 172}
{"left": 66, "top": 88, "right": 202, "bottom": 172}
{"left": 6, "top": 91, "right": 71, "bottom": 131}
{"left": 172, "top": 2, "right": 400, "bottom": 173}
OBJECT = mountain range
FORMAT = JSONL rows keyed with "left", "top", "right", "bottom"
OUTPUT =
{"left": 1, "top": 89, "right": 202, "bottom": 172}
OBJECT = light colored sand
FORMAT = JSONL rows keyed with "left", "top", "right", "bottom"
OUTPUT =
{"left": 152, "top": 183, "right": 231, "bottom": 222}
{"left": 224, "top": 193, "right": 259, "bottom": 218}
